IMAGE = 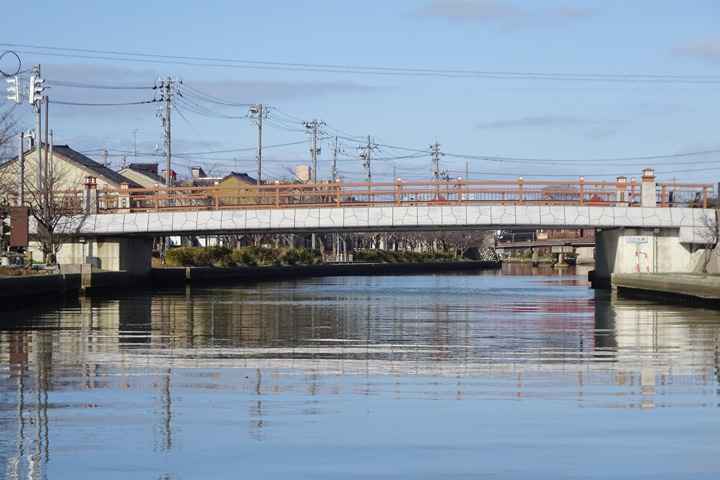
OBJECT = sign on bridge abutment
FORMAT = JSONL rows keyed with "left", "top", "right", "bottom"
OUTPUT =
{"left": 59, "top": 204, "right": 715, "bottom": 238}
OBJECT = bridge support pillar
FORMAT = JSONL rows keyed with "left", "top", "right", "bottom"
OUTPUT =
{"left": 593, "top": 226, "right": 714, "bottom": 289}
{"left": 575, "top": 246, "right": 595, "bottom": 265}
{"left": 55, "top": 236, "right": 152, "bottom": 277}
{"left": 531, "top": 248, "right": 539, "bottom": 267}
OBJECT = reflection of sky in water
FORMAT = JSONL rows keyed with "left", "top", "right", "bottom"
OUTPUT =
{"left": 1, "top": 267, "right": 720, "bottom": 479}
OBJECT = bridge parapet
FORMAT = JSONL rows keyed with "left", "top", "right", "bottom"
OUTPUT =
{"left": 62, "top": 175, "right": 712, "bottom": 215}
{"left": 58, "top": 204, "right": 714, "bottom": 241}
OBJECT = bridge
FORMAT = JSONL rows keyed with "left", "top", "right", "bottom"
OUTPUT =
{"left": 20, "top": 169, "right": 720, "bottom": 286}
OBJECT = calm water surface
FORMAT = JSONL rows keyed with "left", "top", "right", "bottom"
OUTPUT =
{"left": 2, "top": 265, "right": 720, "bottom": 479}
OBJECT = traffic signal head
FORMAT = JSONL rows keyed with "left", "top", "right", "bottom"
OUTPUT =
{"left": 29, "top": 75, "right": 45, "bottom": 104}
{"left": 5, "top": 76, "right": 23, "bottom": 104}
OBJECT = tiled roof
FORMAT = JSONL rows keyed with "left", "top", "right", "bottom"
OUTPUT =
{"left": 50, "top": 145, "right": 143, "bottom": 188}
{"left": 129, "top": 163, "right": 159, "bottom": 174}
{"left": 122, "top": 165, "right": 167, "bottom": 185}
{"left": 221, "top": 172, "right": 257, "bottom": 185}
{"left": 2, "top": 144, "right": 146, "bottom": 188}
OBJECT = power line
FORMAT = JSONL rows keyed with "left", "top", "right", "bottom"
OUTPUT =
{"left": 46, "top": 80, "right": 152, "bottom": 90}
{"left": 5, "top": 43, "right": 719, "bottom": 84}
{"left": 442, "top": 148, "right": 720, "bottom": 165}
{"left": 51, "top": 99, "right": 157, "bottom": 106}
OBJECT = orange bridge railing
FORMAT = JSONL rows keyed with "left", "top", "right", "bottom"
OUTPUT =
{"left": 54, "top": 178, "right": 714, "bottom": 214}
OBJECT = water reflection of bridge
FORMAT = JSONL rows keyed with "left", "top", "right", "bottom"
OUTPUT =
{"left": 3, "top": 289, "right": 719, "bottom": 382}
{"left": 2, "top": 290, "right": 719, "bottom": 478}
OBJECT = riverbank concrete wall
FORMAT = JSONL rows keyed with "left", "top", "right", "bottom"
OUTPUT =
{"left": 1, "top": 261, "right": 500, "bottom": 312}
{"left": 53, "top": 236, "right": 152, "bottom": 275}
{"left": 594, "top": 227, "right": 716, "bottom": 288}
{"left": 612, "top": 272, "right": 720, "bottom": 308}
{"left": 151, "top": 261, "right": 501, "bottom": 285}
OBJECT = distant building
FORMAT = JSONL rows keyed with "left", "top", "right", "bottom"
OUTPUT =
{"left": 117, "top": 163, "right": 168, "bottom": 188}
{"left": 0, "top": 144, "right": 142, "bottom": 201}
{"left": 220, "top": 172, "right": 257, "bottom": 186}
{"left": 216, "top": 172, "right": 258, "bottom": 205}
{"left": 187, "top": 166, "right": 223, "bottom": 187}
{"left": 296, "top": 165, "right": 311, "bottom": 183}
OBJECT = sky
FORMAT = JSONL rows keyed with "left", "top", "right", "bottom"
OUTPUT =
{"left": 1, "top": 0, "right": 719, "bottom": 185}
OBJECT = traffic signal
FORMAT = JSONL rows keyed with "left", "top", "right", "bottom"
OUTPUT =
{"left": 29, "top": 75, "right": 45, "bottom": 104}
{"left": 5, "top": 76, "right": 23, "bottom": 104}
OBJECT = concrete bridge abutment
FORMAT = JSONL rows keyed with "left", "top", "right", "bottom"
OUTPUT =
{"left": 54, "top": 236, "right": 152, "bottom": 277}
{"left": 593, "top": 226, "right": 715, "bottom": 288}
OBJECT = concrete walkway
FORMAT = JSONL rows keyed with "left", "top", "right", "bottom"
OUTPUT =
{"left": 612, "top": 272, "right": 720, "bottom": 304}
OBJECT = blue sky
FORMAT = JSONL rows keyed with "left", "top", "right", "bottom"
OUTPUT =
{"left": 1, "top": 0, "right": 719, "bottom": 184}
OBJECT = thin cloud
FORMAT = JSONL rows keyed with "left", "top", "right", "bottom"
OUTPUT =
{"left": 676, "top": 139, "right": 720, "bottom": 156}
{"left": 409, "top": 0, "right": 519, "bottom": 22}
{"left": 476, "top": 115, "right": 622, "bottom": 140}
{"left": 193, "top": 80, "right": 371, "bottom": 102}
{"left": 41, "top": 62, "right": 371, "bottom": 121}
{"left": 408, "top": 1, "right": 591, "bottom": 26}
{"left": 673, "top": 37, "right": 720, "bottom": 65}
{"left": 548, "top": 6, "right": 591, "bottom": 20}
{"left": 477, "top": 115, "right": 592, "bottom": 129}
{"left": 587, "top": 126, "right": 620, "bottom": 141}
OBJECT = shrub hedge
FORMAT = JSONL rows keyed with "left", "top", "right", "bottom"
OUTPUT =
{"left": 164, "top": 246, "right": 321, "bottom": 267}
{"left": 163, "top": 246, "right": 458, "bottom": 267}
{"left": 353, "top": 250, "right": 455, "bottom": 263}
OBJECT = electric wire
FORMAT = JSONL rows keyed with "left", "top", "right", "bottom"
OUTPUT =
{"left": 5, "top": 43, "right": 720, "bottom": 83}
{"left": 50, "top": 99, "right": 158, "bottom": 106}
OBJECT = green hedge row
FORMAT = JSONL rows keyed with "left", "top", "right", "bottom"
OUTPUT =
{"left": 354, "top": 250, "right": 457, "bottom": 263}
{"left": 164, "top": 246, "right": 460, "bottom": 267}
{"left": 165, "top": 246, "right": 321, "bottom": 267}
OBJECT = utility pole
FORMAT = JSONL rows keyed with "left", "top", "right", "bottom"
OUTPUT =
{"left": 305, "top": 119, "right": 324, "bottom": 182}
{"left": 156, "top": 77, "right": 181, "bottom": 186}
{"left": 103, "top": 149, "right": 108, "bottom": 167}
{"left": 249, "top": 105, "right": 270, "bottom": 185}
{"left": 45, "top": 96, "right": 49, "bottom": 188}
{"left": 131, "top": 129, "right": 138, "bottom": 163}
{"left": 17, "top": 132, "right": 23, "bottom": 205}
{"left": 431, "top": 142, "right": 443, "bottom": 182}
{"left": 359, "top": 136, "right": 373, "bottom": 183}
{"left": 29, "top": 65, "right": 45, "bottom": 193}
{"left": 48, "top": 130, "right": 53, "bottom": 191}
{"left": 331, "top": 136, "right": 339, "bottom": 182}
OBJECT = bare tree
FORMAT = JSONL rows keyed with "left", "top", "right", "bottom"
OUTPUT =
{"left": 0, "top": 100, "right": 20, "bottom": 163}
{"left": 697, "top": 208, "right": 719, "bottom": 273}
{"left": 545, "top": 185, "right": 580, "bottom": 203}
{"left": 0, "top": 144, "right": 84, "bottom": 262}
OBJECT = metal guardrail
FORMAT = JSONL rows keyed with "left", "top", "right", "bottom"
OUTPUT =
{"left": 34, "top": 179, "right": 715, "bottom": 214}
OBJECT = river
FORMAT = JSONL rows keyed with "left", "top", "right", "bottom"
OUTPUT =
{"left": 1, "top": 265, "right": 719, "bottom": 479}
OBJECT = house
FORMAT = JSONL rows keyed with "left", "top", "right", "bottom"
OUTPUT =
{"left": 0, "top": 144, "right": 145, "bottom": 262}
{"left": 117, "top": 163, "right": 168, "bottom": 188}
{"left": 214, "top": 172, "right": 258, "bottom": 205}
{"left": 187, "top": 166, "right": 224, "bottom": 187}
{"left": 0, "top": 144, "right": 142, "bottom": 204}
